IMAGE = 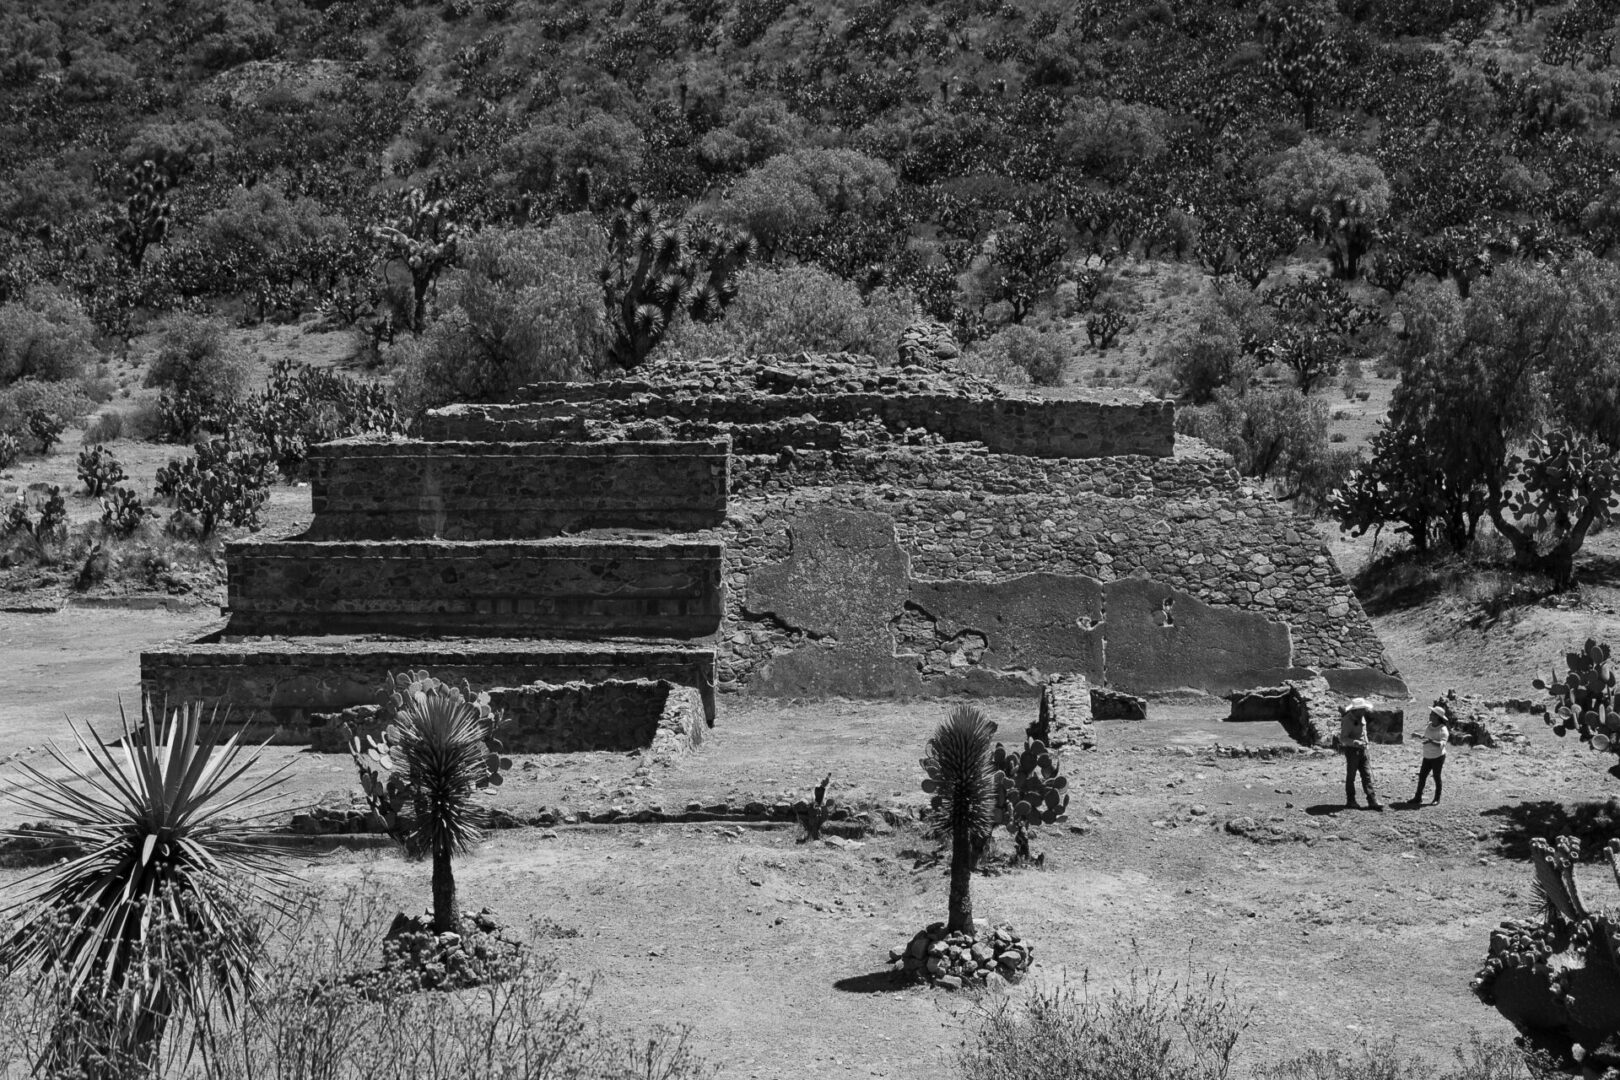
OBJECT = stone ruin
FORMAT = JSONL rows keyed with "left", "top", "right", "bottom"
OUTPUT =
{"left": 141, "top": 351, "right": 1406, "bottom": 749}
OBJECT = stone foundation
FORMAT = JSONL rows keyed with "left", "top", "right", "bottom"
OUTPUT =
{"left": 141, "top": 638, "right": 717, "bottom": 743}
{"left": 314, "top": 679, "right": 707, "bottom": 755}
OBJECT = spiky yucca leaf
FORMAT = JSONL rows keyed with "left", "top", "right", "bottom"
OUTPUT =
{"left": 0, "top": 698, "right": 291, "bottom": 1049}
{"left": 388, "top": 689, "right": 500, "bottom": 858}
{"left": 923, "top": 704, "right": 998, "bottom": 845}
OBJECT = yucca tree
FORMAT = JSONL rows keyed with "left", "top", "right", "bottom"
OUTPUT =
{"left": 0, "top": 698, "right": 292, "bottom": 1076}
{"left": 350, "top": 676, "right": 510, "bottom": 934}
{"left": 921, "top": 705, "right": 999, "bottom": 934}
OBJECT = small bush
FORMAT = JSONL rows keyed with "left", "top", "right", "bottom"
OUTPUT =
{"left": 661, "top": 263, "right": 918, "bottom": 365}
{"left": 1, "top": 485, "right": 67, "bottom": 559}
{"left": 0, "top": 380, "right": 95, "bottom": 443}
{"left": 99, "top": 487, "right": 148, "bottom": 539}
{"left": 0, "top": 433, "right": 17, "bottom": 469}
{"left": 81, "top": 412, "right": 125, "bottom": 445}
{"left": 154, "top": 439, "right": 273, "bottom": 536}
{"left": 26, "top": 409, "right": 64, "bottom": 455}
{"left": 975, "top": 324, "right": 1070, "bottom": 387}
{"left": 392, "top": 218, "right": 611, "bottom": 416}
{"left": 142, "top": 315, "right": 252, "bottom": 440}
{"left": 0, "top": 287, "right": 97, "bottom": 387}
{"left": 77, "top": 445, "right": 126, "bottom": 496}
{"left": 960, "top": 969, "right": 1252, "bottom": 1080}
{"left": 1258, "top": 1032, "right": 1546, "bottom": 1080}
{"left": 1177, "top": 388, "right": 1335, "bottom": 505}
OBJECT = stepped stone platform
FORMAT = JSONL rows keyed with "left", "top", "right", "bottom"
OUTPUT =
{"left": 305, "top": 437, "right": 728, "bottom": 540}
{"left": 223, "top": 536, "right": 723, "bottom": 638}
{"left": 143, "top": 637, "right": 717, "bottom": 742}
{"left": 144, "top": 348, "right": 1407, "bottom": 743}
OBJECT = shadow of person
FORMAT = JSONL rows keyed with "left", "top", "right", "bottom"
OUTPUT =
{"left": 1305, "top": 803, "right": 1356, "bottom": 816}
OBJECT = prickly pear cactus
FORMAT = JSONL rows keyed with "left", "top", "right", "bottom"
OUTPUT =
{"left": 1473, "top": 836, "right": 1620, "bottom": 1068}
{"left": 1534, "top": 638, "right": 1620, "bottom": 754}
{"left": 990, "top": 738, "right": 1069, "bottom": 865}
{"left": 348, "top": 670, "right": 510, "bottom": 853}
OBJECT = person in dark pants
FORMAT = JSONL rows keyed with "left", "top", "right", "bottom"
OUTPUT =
{"left": 1414, "top": 705, "right": 1449, "bottom": 806}
{"left": 1340, "top": 698, "right": 1383, "bottom": 811}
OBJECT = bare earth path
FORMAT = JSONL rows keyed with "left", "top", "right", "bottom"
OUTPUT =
{"left": 0, "top": 597, "right": 1605, "bottom": 1077}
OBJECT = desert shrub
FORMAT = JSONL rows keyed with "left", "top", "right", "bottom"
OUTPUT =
{"left": 81, "top": 411, "right": 125, "bottom": 445}
{"left": 1163, "top": 316, "right": 1252, "bottom": 405}
{"left": 0, "top": 433, "right": 18, "bottom": 469}
{"left": 1, "top": 485, "right": 67, "bottom": 559}
{"left": 393, "top": 217, "right": 611, "bottom": 415}
{"left": 1258, "top": 1033, "right": 1545, "bottom": 1080}
{"left": 25, "top": 409, "right": 64, "bottom": 455}
{"left": 975, "top": 324, "right": 1070, "bottom": 387}
{"left": 0, "top": 287, "right": 97, "bottom": 386}
{"left": 99, "top": 486, "right": 149, "bottom": 539}
{"left": 0, "top": 380, "right": 94, "bottom": 448}
{"left": 661, "top": 263, "right": 918, "bottom": 364}
{"left": 184, "top": 184, "right": 349, "bottom": 298}
{"left": 1177, "top": 388, "right": 1334, "bottom": 503}
{"left": 154, "top": 438, "right": 274, "bottom": 536}
{"left": 1057, "top": 98, "right": 1171, "bottom": 181}
{"left": 61, "top": 45, "right": 138, "bottom": 101}
{"left": 960, "top": 970, "right": 1253, "bottom": 1080}
{"left": 0, "top": 879, "right": 714, "bottom": 1080}
{"left": 77, "top": 445, "right": 126, "bottom": 496}
{"left": 143, "top": 315, "right": 252, "bottom": 442}
{"left": 247, "top": 360, "right": 401, "bottom": 478}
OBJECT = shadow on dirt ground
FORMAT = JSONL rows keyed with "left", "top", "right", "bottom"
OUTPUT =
{"left": 1481, "top": 797, "right": 1620, "bottom": 860}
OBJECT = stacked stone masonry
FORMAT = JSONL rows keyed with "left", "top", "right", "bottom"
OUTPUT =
{"left": 144, "top": 349, "right": 1401, "bottom": 727}
{"left": 306, "top": 437, "right": 728, "bottom": 539}
{"left": 142, "top": 639, "right": 718, "bottom": 742}
{"left": 224, "top": 537, "right": 723, "bottom": 638}
{"left": 421, "top": 353, "right": 1173, "bottom": 460}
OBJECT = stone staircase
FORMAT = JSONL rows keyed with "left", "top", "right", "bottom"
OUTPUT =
{"left": 141, "top": 434, "right": 727, "bottom": 749}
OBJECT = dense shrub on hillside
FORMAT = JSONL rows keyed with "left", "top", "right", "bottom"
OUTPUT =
{"left": 142, "top": 315, "right": 252, "bottom": 441}
{"left": 1178, "top": 387, "right": 1340, "bottom": 503}
{"left": 971, "top": 323, "right": 1071, "bottom": 386}
{"left": 393, "top": 217, "right": 611, "bottom": 414}
{"left": 662, "top": 263, "right": 917, "bottom": 365}
{"left": 715, "top": 148, "right": 898, "bottom": 256}
{"left": 182, "top": 184, "right": 350, "bottom": 297}
{"left": 0, "top": 380, "right": 96, "bottom": 447}
{"left": 0, "top": 288, "right": 97, "bottom": 387}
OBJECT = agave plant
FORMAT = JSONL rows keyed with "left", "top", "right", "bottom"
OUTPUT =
{"left": 0, "top": 698, "right": 292, "bottom": 1076}
{"left": 921, "top": 705, "right": 999, "bottom": 934}
{"left": 350, "top": 673, "right": 511, "bottom": 934}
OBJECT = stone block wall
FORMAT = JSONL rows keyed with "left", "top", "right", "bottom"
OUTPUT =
{"left": 729, "top": 439, "right": 1238, "bottom": 500}
{"left": 487, "top": 679, "right": 705, "bottom": 753}
{"left": 223, "top": 539, "right": 724, "bottom": 638}
{"left": 306, "top": 437, "right": 729, "bottom": 539}
{"left": 141, "top": 640, "right": 718, "bottom": 741}
{"left": 426, "top": 392, "right": 1173, "bottom": 460}
{"left": 715, "top": 487, "right": 1392, "bottom": 699}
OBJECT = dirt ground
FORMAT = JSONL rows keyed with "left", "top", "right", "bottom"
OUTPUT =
{"left": 0, "top": 566, "right": 1613, "bottom": 1077}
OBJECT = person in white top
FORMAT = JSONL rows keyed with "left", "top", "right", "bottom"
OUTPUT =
{"left": 1413, "top": 705, "right": 1449, "bottom": 806}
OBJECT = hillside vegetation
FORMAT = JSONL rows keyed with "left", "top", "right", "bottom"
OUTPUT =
{"left": 4, "top": 0, "right": 1620, "bottom": 587}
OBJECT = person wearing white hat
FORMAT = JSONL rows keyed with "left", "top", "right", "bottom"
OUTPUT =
{"left": 1339, "top": 698, "right": 1383, "bottom": 811}
{"left": 1413, "top": 705, "right": 1449, "bottom": 806}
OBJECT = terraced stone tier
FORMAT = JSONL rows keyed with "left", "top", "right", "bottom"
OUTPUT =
{"left": 224, "top": 537, "right": 723, "bottom": 638}
{"left": 140, "top": 637, "right": 718, "bottom": 741}
{"left": 306, "top": 437, "right": 729, "bottom": 540}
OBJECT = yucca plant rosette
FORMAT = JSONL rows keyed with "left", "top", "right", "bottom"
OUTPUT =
{"left": 0, "top": 697, "right": 293, "bottom": 1071}
{"left": 350, "top": 672, "right": 512, "bottom": 938}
